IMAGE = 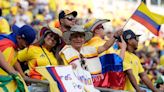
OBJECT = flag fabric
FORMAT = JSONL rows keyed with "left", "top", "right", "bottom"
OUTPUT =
{"left": 96, "top": 53, "right": 126, "bottom": 90}
{"left": 131, "top": 2, "right": 164, "bottom": 36}
{"left": 36, "top": 66, "right": 64, "bottom": 92}
{"left": 36, "top": 66, "right": 99, "bottom": 92}
{"left": 100, "top": 54, "right": 123, "bottom": 73}
{"left": 0, "top": 74, "right": 29, "bottom": 92}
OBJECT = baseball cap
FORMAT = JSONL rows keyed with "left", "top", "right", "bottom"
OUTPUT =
{"left": 120, "top": 29, "right": 140, "bottom": 42}
{"left": 17, "top": 25, "right": 36, "bottom": 44}
{"left": 12, "top": 24, "right": 19, "bottom": 33}
{"left": 59, "top": 10, "right": 77, "bottom": 20}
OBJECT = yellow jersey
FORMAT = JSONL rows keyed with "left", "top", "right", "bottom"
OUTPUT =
{"left": 0, "top": 17, "right": 10, "bottom": 34}
{"left": 123, "top": 51, "right": 144, "bottom": 92}
{"left": 84, "top": 36, "right": 115, "bottom": 56}
{"left": 17, "top": 45, "right": 58, "bottom": 79}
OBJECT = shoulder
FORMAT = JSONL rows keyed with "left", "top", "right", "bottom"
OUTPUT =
{"left": 18, "top": 45, "right": 40, "bottom": 53}
{"left": 124, "top": 51, "right": 140, "bottom": 62}
{"left": 28, "top": 45, "right": 40, "bottom": 50}
{"left": 60, "top": 45, "right": 71, "bottom": 51}
{"left": 85, "top": 36, "right": 105, "bottom": 46}
{"left": 81, "top": 46, "right": 98, "bottom": 55}
{"left": 59, "top": 45, "right": 76, "bottom": 54}
{"left": 82, "top": 46, "right": 96, "bottom": 51}
{"left": 123, "top": 51, "right": 132, "bottom": 61}
{"left": 0, "top": 38, "right": 16, "bottom": 51}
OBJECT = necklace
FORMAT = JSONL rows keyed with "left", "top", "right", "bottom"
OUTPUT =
{"left": 40, "top": 45, "right": 52, "bottom": 65}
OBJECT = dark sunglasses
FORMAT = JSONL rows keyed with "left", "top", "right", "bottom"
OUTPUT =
{"left": 64, "top": 16, "right": 75, "bottom": 21}
{"left": 80, "top": 54, "right": 87, "bottom": 70}
{"left": 47, "top": 33, "right": 59, "bottom": 40}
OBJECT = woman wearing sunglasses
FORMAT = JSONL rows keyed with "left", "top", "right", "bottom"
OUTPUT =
{"left": 16, "top": 27, "right": 63, "bottom": 80}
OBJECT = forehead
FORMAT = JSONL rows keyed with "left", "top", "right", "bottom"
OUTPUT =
{"left": 70, "top": 32, "right": 85, "bottom": 37}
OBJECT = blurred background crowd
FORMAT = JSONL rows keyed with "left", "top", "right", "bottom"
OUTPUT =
{"left": 0, "top": 0, "right": 164, "bottom": 89}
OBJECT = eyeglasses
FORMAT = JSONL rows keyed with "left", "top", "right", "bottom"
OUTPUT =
{"left": 80, "top": 54, "right": 87, "bottom": 70}
{"left": 47, "top": 33, "right": 59, "bottom": 40}
{"left": 64, "top": 16, "right": 75, "bottom": 21}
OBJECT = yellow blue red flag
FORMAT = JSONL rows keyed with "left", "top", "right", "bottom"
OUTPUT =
{"left": 131, "top": 2, "right": 164, "bottom": 36}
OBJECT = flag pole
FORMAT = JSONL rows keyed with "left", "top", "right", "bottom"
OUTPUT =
{"left": 122, "top": 1, "right": 143, "bottom": 29}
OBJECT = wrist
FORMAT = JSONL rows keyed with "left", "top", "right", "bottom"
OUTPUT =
{"left": 9, "top": 70, "right": 18, "bottom": 75}
{"left": 113, "top": 35, "right": 118, "bottom": 39}
{"left": 152, "top": 88, "right": 159, "bottom": 92}
{"left": 135, "top": 87, "right": 141, "bottom": 92}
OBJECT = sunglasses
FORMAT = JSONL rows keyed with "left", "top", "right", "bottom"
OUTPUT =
{"left": 80, "top": 54, "right": 87, "bottom": 70}
{"left": 64, "top": 16, "right": 75, "bottom": 21}
{"left": 47, "top": 33, "right": 59, "bottom": 40}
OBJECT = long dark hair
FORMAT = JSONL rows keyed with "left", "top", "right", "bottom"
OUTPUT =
{"left": 35, "top": 27, "right": 64, "bottom": 65}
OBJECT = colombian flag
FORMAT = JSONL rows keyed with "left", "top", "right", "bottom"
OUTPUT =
{"left": 36, "top": 66, "right": 64, "bottom": 92}
{"left": 94, "top": 53, "right": 126, "bottom": 90}
{"left": 131, "top": 2, "right": 164, "bottom": 36}
{"left": 36, "top": 66, "right": 91, "bottom": 92}
{"left": 100, "top": 54, "right": 123, "bottom": 73}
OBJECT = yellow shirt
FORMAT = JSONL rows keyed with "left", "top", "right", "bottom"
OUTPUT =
{"left": 1, "top": 0, "right": 11, "bottom": 16}
{"left": 123, "top": 51, "right": 144, "bottom": 92}
{"left": 36, "top": 14, "right": 44, "bottom": 22}
{"left": 0, "top": 17, "right": 10, "bottom": 34}
{"left": 160, "top": 55, "right": 164, "bottom": 66}
{"left": 60, "top": 53, "right": 69, "bottom": 65}
{"left": 0, "top": 38, "right": 17, "bottom": 75}
{"left": 49, "top": 0, "right": 57, "bottom": 12}
{"left": 25, "top": 11, "right": 33, "bottom": 23}
{"left": 84, "top": 36, "right": 115, "bottom": 56}
{"left": 17, "top": 45, "right": 58, "bottom": 79}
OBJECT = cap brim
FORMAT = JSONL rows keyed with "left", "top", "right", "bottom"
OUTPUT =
{"left": 136, "top": 35, "right": 141, "bottom": 37}
{"left": 67, "top": 11, "right": 77, "bottom": 17}
{"left": 71, "top": 11, "right": 77, "bottom": 17}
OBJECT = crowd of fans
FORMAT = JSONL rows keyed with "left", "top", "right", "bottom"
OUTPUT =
{"left": 0, "top": 0, "right": 164, "bottom": 92}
